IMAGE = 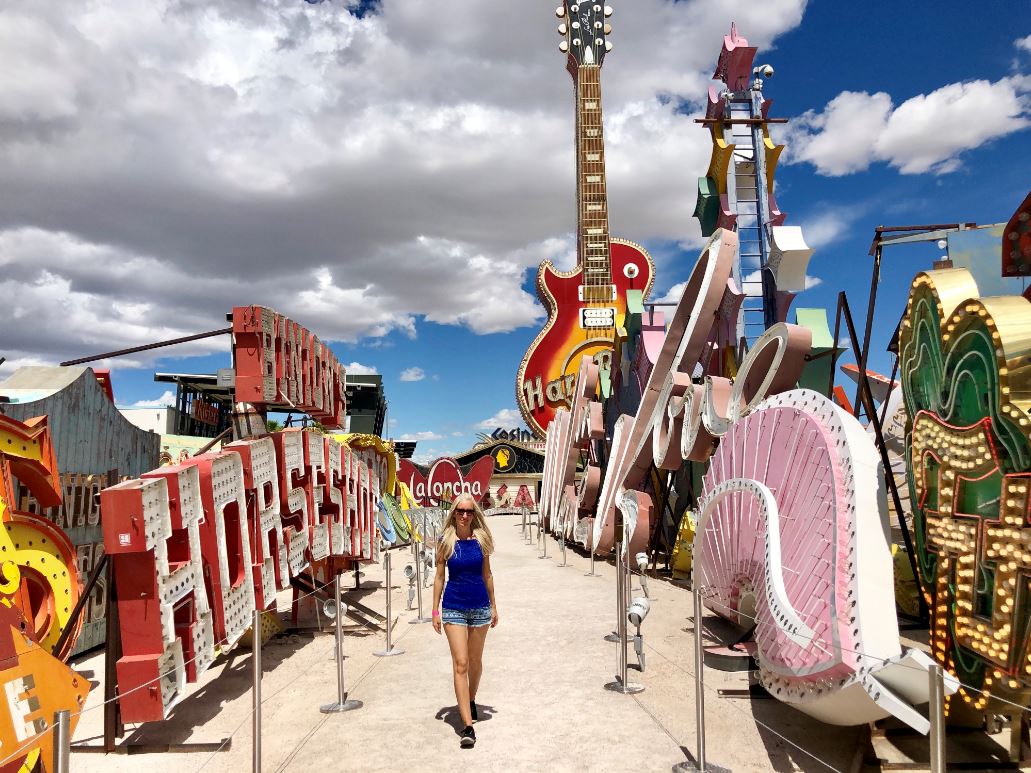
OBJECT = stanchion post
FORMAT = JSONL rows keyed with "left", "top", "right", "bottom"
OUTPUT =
{"left": 521, "top": 508, "right": 527, "bottom": 538}
{"left": 375, "top": 552, "right": 405, "bottom": 657}
{"left": 557, "top": 518, "right": 569, "bottom": 567}
{"left": 410, "top": 540, "right": 431, "bottom": 624}
{"left": 252, "top": 609, "right": 262, "bottom": 772}
{"left": 53, "top": 710, "right": 70, "bottom": 773}
{"left": 929, "top": 663, "right": 946, "bottom": 773}
{"left": 693, "top": 581, "right": 706, "bottom": 772}
{"left": 539, "top": 518, "right": 549, "bottom": 559}
{"left": 605, "top": 534, "right": 643, "bottom": 694}
{"left": 321, "top": 573, "right": 363, "bottom": 713}
{"left": 585, "top": 542, "right": 598, "bottom": 577}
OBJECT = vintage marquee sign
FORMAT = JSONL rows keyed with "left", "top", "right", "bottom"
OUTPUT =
{"left": 695, "top": 389, "right": 951, "bottom": 730}
{"left": 541, "top": 226, "right": 948, "bottom": 728}
{"left": 232, "top": 306, "right": 347, "bottom": 428}
{"left": 397, "top": 457, "right": 494, "bottom": 507}
{"left": 101, "top": 429, "right": 393, "bottom": 722}
{"left": 540, "top": 357, "right": 604, "bottom": 545}
{"left": 0, "top": 414, "right": 90, "bottom": 770}
{"left": 901, "top": 267, "right": 1031, "bottom": 708}
{"left": 491, "top": 427, "right": 534, "bottom": 443}
{"left": 190, "top": 399, "right": 219, "bottom": 426}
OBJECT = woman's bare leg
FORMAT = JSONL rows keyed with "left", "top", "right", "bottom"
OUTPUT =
{"left": 444, "top": 624, "right": 473, "bottom": 727}
{"left": 467, "top": 624, "right": 489, "bottom": 703}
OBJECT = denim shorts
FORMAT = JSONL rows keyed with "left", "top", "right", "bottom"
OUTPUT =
{"left": 442, "top": 605, "right": 492, "bottom": 628}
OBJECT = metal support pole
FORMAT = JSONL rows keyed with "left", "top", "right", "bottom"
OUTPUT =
{"left": 374, "top": 553, "right": 405, "bottom": 657}
{"left": 557, "top": 521, "right": 569, "bottom": 567}
{"left": 604, "top": 548, "right": 621, "bottom": 643}
{"left": 321, "top": 574, "right": 363, "bottom": 712}
{"left": 693, "top": 582, "right": 706, "bottom": 772}
{"left": 585, "top": 545, "right": 598, "bottom": 577}
{"left": 929, "top": 663, "right": 946, "bottom": 773}
{"left": 539, "top": 519, "right": 548, "bottom": 559}
{"left": 409, "top": 541, "right": 431, "bottom": 624}
{"left": 619, "top": 549, "right": 627, "bottom": 679}
{"left": 252, "top": 608, "right": 262, "bottom": 772}
{"left": 53, "top": 710, "right": 70, "bottom": 773}
{"left": 521, "top": 508, "right": 527, "bottom": 538}
{"left": 605, "top": 542, "right": 643, "bottom": 694}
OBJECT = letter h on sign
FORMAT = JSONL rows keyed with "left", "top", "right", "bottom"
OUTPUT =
{"left": 101, "top": 468, "right": 215, "bottom": 722}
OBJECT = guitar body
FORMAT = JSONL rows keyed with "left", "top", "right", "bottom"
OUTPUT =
{"left": 517, "top": 238, "right": 654, "bottom": 436}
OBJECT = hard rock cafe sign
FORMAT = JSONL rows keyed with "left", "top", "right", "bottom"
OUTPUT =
{"left": 516, "top": 0, "right": 654, "bottom": 437}
{"left": 397, "top": 457, "right": 494, "bottom": 507}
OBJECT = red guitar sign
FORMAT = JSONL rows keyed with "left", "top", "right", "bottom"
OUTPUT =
{"left": 517, "top": 0, "right": 654, "bottom": 437}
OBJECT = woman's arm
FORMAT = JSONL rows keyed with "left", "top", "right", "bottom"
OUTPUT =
{"left": 483, "top": 554, "right": 499, "bottom": 627}
{"left": 431, "top": 548, "right": 446, "bottom": 634}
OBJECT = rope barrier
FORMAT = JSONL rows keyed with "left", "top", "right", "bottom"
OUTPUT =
{"left": 619, "top": 556, "right": 1031, "bottom": 717}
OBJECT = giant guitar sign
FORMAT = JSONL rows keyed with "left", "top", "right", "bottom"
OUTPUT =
{"left": 516, "top": 0, "right": 654, "bottom": 437}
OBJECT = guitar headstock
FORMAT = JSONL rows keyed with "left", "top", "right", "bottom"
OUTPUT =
{"left": 555, "top": 2, "right": 613, "bottom": 69}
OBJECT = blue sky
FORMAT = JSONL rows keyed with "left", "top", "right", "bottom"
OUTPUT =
{"left": 2, "top": 1, "right": 1029, "bottom": 463}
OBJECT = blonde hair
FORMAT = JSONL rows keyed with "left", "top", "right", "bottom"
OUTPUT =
{"left": 437, "top": 493, "right": 494, "bottom": 563}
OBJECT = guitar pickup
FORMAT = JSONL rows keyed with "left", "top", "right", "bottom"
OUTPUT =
{"left": 579, "top": 284, "right": 616, "bottom": 302}
{"left": 580, "top": 307, "right": 616, "bottom": 329}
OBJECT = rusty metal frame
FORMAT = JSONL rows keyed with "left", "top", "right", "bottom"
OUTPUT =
{"left": 836, "top": 291, "right": 926, "bottom": 621}
{"left": 60, "top": 328, "right": 232, "bottom": 367}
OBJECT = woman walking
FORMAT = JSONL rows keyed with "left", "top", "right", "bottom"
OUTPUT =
{"left": 432, "top": 493, "right": 498, "bottom": 748}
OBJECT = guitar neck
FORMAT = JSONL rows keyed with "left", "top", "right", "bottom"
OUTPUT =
{"left": 574, "top": 65, "right": 611, "bottom": 288}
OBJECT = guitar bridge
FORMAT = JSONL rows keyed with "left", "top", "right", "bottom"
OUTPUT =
{"left": 580, "top": 307, "right": 616, "bottom": 329}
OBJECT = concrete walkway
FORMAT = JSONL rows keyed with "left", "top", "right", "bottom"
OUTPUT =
{"left": 71, "top": 514, "right": 867, "bottom": 772}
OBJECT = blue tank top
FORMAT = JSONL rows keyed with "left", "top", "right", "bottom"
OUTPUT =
{"left": 442, "top": 538, "right": 490, "bottom": 610}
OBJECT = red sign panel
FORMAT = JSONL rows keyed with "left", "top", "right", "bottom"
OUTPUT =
{"left": 190, "top": 399, "right": 219, "bottom": 426}
{"left": 397, "top": 456, "right": 493, "bottom": 507}
{"left": 232, "top": 306, "right": 346, "bottom": 428}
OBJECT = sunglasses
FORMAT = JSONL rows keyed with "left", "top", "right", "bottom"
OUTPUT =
{"left": 455, "top": 508, "right": 476, "bottom": 515}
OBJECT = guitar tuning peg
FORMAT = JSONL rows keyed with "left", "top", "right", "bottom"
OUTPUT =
{"left": 604, "top": 5, "right": 614, "bottom": 16}
{"left": 605, "top": 40, "right": 613, "bottom": 52}
{"left": 555, "top": 6, "right": 565, "bottom": 17}
{"left": 559, "top": 40, "right": 569, "bottom": 52}
{"left": 558, "top": 23, "right": 567, "bottom": 34}
{"left": 604, "top": 23, "right": 612, "bottom": 34}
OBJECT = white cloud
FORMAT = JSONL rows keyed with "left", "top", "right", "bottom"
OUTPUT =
{"left": 398, "top": 430, "right": 442, "bottom": 442}
{"left": 0, "top": 0, "right": 810, "bottom": 367}
{"left": 787, "top": 77, "right": 1031, "bottom": 176}
{"left": 655, "top": 281, "right": 688, "bottom": 305}
{"left": 130, "top": 389, "right": 177, "bottom": 408}
{"left": 451, "top": 431, "right": 464, "bottom": 437}
{"left": 411, "top": 447, "right": 439, "bottom": 465}
{"left": 1017, "top": 35, "right": 1031, "bottom": 55}
{"left": 399, "top": 366, "right": 425, "bottom": 382}
{"left": 476, "top": 408, "right": 525, "bottom": 430}
{"left": 799, "top": 210, "right": 855, "bottom": 249}
{"left": 345, "top": 361, "right": 379, "bottom": 376}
